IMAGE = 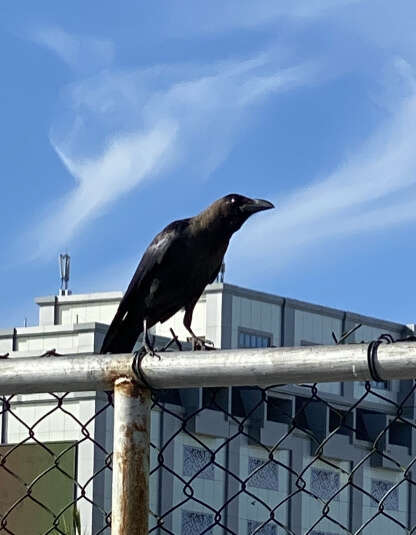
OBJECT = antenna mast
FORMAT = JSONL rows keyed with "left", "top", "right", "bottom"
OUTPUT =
{"left": 59, "top": 253, "right": 71, "bottom": 296}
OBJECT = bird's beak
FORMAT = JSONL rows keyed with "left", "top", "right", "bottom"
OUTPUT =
{"left": 240, "top": 198, "right": 275, "bottom": 214}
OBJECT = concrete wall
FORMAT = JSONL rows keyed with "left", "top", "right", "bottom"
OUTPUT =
{"left": 231, "top": 295, "right": 281, "bottom": 348}
{"left": 36, "top": 292, "right": 122, "bottom": 327}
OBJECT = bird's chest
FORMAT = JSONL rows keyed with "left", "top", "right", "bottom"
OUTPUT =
{"left": 146, "top": 238, "right": 226, "bottom": 307}
{"left": 188, "top": 239, "right": 227, "bottom": 281}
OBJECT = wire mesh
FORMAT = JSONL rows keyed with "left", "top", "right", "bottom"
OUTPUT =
{"left": 0, "top": 334, "right": 416, "bottom": 534}
{"left": 0, "top": 390, "right": 113, "bottom": 535}
{"left": 148, "top": 379, "right": 416, "bottom": 535}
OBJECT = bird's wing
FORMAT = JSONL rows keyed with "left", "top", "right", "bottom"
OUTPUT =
{"left": 122, "top": 218, "right": 191, "bottom": 309}
{"left": 100, "top": 218, "right": 190, "bottom": 353}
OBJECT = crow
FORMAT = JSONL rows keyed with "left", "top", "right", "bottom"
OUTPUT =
{"left": 100, "top": 194, "right": 274, "bottom": 354}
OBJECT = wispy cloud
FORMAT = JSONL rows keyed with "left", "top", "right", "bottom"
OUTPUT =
{"left": 231, "top": 57, "right": 416, "bottom": 277}
{"left": 32, "top": 25, "right": 114, "bottom": 71}
{"left": 29, "top": 53, "right": 319, "bottom": 258}
{"left": 164, "top": 0, "right": 362, "bottom": 35}
{"left": 44, "top": 121, "right": 178, "bottom": 248}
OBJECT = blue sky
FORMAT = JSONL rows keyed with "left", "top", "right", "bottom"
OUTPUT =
{"left": 1, "top": 0, "right": 416, "bottom": 328}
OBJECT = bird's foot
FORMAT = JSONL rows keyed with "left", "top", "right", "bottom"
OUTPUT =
{"left": 189, "top": 336, "right": 215, "bottom": 351}
{"left": 40, "top": 349, "right": 63, "bottom": 358}
{"left": 143, "top": 336, "right": 161, "bottom": 360}
{"left": 132, "top": 348, "right": 155, "bottom": 389}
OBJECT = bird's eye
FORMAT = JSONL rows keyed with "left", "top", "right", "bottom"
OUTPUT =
{"left": 230, "top": 197, "right": 235, "bottom": 203}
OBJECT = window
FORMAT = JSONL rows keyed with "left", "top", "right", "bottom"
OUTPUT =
{"left": 183, "top": 445, "right": 214, "bottom": 480}
{"left": 267, "top": 397, "right": 292, "bottom": 425}
{"left": 182, "top": 511, "right": 213, "bottom": 534}
{"left": 294, "top": 397, "right": 327, "bottom": 441}
{"left": 356, "top": 409, "right": 386, "bottom": 443}
{"left": 239, "top": 330, "right": 271, "bottom": 348}
{"left": 231, "top": 387, "right": 262, "bottom": 418}
{"left": 329, "top": 408, "right": 353, "bottom": 437}
{"left": 247, "top": 520, "right": 277, "bottom": 535}
{"left": 359, "top": 380, "right": 389, "bottom": 390}
{"left": 156, "top": 389, "right": 182, "bottom": 405}
{"left": 202, "top": 387, "right": 228, "bottom": 411}
{"left": 300, "top": 340, "right": 320, "bottom": 346}
{"left": 310, "top": 469, "right": 340, "bottom": 501}
{"left": 371, "top": 479, "right": 398, "bottom": 511}
{"left": 389, "top": 421, "right": 411, "bottom": 449}
{"left": 247, "top": 457, "right": 279, "bottom": 491}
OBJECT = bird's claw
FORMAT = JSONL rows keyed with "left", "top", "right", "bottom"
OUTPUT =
{"left": 143, "top": 343, "right": 161, "bottom": 360}
{"left": 190, "top": 336, "right": 215, "bottom": 351}
{"left": 40, "top": 349, "right": 62, "bottom": 358}
{"left": 149, "top": 350, "right": 162, "bottom": 360}
{"left": 132, "top": 348, "right": 155, "bottom": 389}
{"left": 142, "top": 331, "right": 161, "bottom": 359}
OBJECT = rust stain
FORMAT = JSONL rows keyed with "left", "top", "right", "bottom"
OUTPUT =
{"left": 133, "top": 422, "right": 146, "bottom": 433}
{"left": 106, "top": 371, "right": 151, "bottom": 392}
{"left": 118, "top": 422, "right": 148, "bottom": 442}
{"left": 113, "top": 377, "right": 151, "bottom": 400}
{"left": 114, "top": 446, "right": 150, "bottom": 534}
{"left": 112, "top": 379, "right": 151, "bottom": 534}
{"left": 104, "top": 368, "right": 123, "bottom": 388}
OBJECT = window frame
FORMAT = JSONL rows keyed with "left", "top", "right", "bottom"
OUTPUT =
{"left": 237, "top": 327, "right": 273, "bottom": 349}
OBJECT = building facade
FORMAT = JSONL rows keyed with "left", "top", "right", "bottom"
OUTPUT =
{"left": 0, "top": 283, "right": 414, "bottom": 534}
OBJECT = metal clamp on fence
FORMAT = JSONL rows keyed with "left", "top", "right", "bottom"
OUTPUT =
{"left": 367, "top": 333, "right": 416, "bottom": 383}
{"left": 131, "top": 328, "right": 184, "bottom": 390}
{"left": 367, "top": 335, "right": 392, "bottom": 383}
{"left": 132, "top": 349, "right": 154, "bottom": 390}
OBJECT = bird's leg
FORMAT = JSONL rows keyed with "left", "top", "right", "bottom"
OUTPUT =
{"left": 143, "top": 318, "right": 161, "bottom": 359}
{"left": 40, "top": 349, "right": 62, "bottom": 358}
{"left": 183, "top": 307, "right": 214, "bottom": 350}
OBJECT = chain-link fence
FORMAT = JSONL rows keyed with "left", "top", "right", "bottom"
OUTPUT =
{"left": 1, "top": 338, "right": 416, "bottom": 534}
{"left": 0, "top": 389, "right": 113, "bottom": 535}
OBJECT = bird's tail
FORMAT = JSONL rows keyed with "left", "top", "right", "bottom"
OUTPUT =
{"left": 100, "top": 309, "right": 144, "bottom": 354}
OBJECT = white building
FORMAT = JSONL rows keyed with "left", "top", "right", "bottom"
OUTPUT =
{"left": 0, "top": 283, "right": 414, "bottom": 534}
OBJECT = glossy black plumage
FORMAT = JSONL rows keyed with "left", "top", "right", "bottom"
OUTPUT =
{"left": 100, "top": 194, "right": 274, "bottom": 354}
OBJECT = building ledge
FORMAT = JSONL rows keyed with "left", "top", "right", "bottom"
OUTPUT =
{"left": 216, "top": 283, "right": 406, "bottom": 331}
{"left": 11, "top": 322, "right": 109, "bottom": 337}
{"left": 35, "top": 291, "right": 123, "bottom": 306}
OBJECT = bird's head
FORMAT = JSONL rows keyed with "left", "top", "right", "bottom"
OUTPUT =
{"left": 205, "top": 193, "right": 275, "bottom": 235}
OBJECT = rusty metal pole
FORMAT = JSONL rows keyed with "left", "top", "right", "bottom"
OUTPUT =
{"left": 112, "top": 377, "right": 151, "bottom": 535}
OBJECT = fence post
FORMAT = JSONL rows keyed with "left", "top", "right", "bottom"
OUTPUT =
{"left": 1, "top": 397, "right": 7, "bottom": 444}
{"left": 111, "top": 377, "right": 151, "bottom": 535}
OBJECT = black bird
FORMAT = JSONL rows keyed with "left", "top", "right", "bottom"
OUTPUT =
{"left": 100, "top": 194, "right": 274, "bottom": 354}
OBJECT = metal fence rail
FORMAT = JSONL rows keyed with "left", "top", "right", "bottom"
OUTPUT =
{"left": 0, "top": 342, "right": 416, "bottom": 534}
